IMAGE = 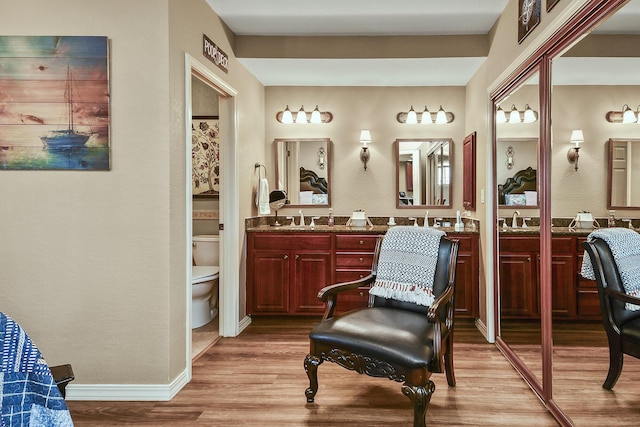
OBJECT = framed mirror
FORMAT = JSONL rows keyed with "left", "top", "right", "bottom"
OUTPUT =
{"left": 608, "top": 138, "right": 640, "bottom": 209}
{"left": 395, "top": 138, "right": 452, "bottom": 209}
{"left": 274, "top": 138, "right": 331, "bottom": 207}
{"left": 494, "top": 69, "right": 542, "bottom": 390}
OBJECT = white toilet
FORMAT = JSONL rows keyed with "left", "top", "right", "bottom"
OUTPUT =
{"left": 191, "top": 234, "right": 220, "bottom": 329}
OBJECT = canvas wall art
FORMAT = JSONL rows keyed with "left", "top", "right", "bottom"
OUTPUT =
{"left": 0, "top": 36, "right": 110, "bottom": 170}
{"left": 192, "top": 116, "right": 220, "bottom": 197}
{"left": 518, "top": 0, "right": 541, "bottom": 44}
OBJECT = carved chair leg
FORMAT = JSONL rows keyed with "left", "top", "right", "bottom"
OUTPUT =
{"left": 401, "top": 381, "right": 435, "bottom": 427}
{"left": 444, "top": 335, "right": 456, "bottom": 387}
{"left": 304, "top": 354, "right": 323, "bottom": 402}
{"left": 603, "top": 345, "right": 623, "bottom": 390}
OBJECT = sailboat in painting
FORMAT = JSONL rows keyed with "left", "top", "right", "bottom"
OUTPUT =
{"left": 40, "top": 66, "right": 92, "bottom": 148}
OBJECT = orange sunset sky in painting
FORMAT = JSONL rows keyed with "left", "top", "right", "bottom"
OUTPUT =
{"left": 0, "top": 36, "right": 109, "bottom": 147}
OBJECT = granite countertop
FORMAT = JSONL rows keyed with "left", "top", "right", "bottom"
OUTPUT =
{"left": 246, "top": 224, "right": 479, "bottom": 234}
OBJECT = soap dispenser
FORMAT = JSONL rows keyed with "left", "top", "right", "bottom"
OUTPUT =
{"left": 327, "top": 208, "right": 334, "bottom": 227}
{"left": 299, "top": 209, "right": 305, "bottom": 227}
{"left": 423, "top": 210, "right": 430, "bottom": 228}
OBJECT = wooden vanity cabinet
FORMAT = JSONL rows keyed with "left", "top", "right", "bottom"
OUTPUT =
{"left": 499, "top": 236, "right": 540, "bottom": 318}
{"left": 333, "top": 234, "right": 378, "bottom": 313}
{"left": 576, "top": 237, "right": 601, "bottom": 319}
{"left": 247, "top": 230, "right": 480, "bottom": 319}
{"left": 452, "top": 234, "right": 479, "bottom": 318}
{"left": 499, "top": 234, "right": 593, "bottom": 320}
{"left": 246, "top": 233, "right": 332, "bottom": 315}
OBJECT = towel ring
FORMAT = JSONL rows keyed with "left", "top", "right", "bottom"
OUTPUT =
{"left": 254, "top": 163, "right": 267, "bottom": 179}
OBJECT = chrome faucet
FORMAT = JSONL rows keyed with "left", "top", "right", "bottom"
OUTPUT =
{"left": 512, "top": 210, "right": 520, "bottom": 228}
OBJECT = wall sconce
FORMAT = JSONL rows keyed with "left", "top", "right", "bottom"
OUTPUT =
{"left": 396, "top": 105, "right": 454, "bottom": 124}
{"left": 606, "top": 104, "right": 640, "bottom": 123}
{"left": 317, "top": 147, "right": 326, "bottom": 170}
{"left": 276, "top": 105, "right": 333, "bottom": 124}
{"left": 497, "top": 104, "right": 538, "bottom": 124}
{"left": 505, "top": 146, "right": 515, "bottom": 170}
{"left": 359, "top": 130, "right": 371, "bottom": 171}
{"left": 567, "top": 129, "right": 583, "bottom": 171}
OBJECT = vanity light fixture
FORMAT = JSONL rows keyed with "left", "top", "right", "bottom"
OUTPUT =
{"left": 359, "top": 130, "right": 371, "bottom": 171}
{"left": 396, "top": 106, "right": 454, "bottom": 124}
{"left": 497, "top": 104, "right": 538, "bottom": 124}
{"left": 435, "top": 106, "right": 448, "bottom": 124}
{"left": 523, "top": 104, "right": 537, "bottom": 123}
{"left": 509, "top": 104, "right": 521, "bottom": 123}
{"left": 421, "top": 106, "right": 432, "bottom": 124}
{"left": 406, "top": 106, "right": 418, "bottom": 124}
{"left": 310, "top": 105, "right": 322, "bottom": 124}
{"left": 296, "top": 106, "right": 307, "bottom": 124}
{"left": 623, "top": 104, "right": 637, "bottom": 123}
{"left": 276, "top": 105, "right": 333, "bottom": 124}
{"left": 567, "top": 129, "right": 583, "bottom": 171}
{"left": 281, "top": 105, "right": 294, "bottom": 124}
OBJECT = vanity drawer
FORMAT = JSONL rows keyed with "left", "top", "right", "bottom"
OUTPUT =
{"left": 251, "top": 233, "right": 331, "bottom": 251}
{"left": 499, "top": 236, "right": 540, "bottom": 252}
{"left": 335, "top": 234, "right": 379, "bottom": 251}
{"left": 335, "top": 253, "right": 375, "bottom": 268}
{"left": 336, "top": 270, "right": 372, "bottom": 283}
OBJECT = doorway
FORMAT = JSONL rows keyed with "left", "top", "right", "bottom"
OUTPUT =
{"left": 185, "top": 54, "right": 240, "bottom": 372}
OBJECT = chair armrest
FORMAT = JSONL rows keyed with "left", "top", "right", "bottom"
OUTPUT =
{"left": 605, "top": 287, "right": 640, "bottom": 306}
{"left": 427, "top": 283, "right": 454, "bottom": 323}
{"left": 318, "top": 274, "right": 376, "bottom": 320}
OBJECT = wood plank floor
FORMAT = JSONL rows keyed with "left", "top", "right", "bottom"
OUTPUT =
{"left": 68, "top": 317, "right": 560, "bottom": 426}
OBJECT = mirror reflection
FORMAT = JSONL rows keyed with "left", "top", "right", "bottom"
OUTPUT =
{"left": 497, "top": 138, "right": 538, "bottom": 207}
{"left": 495, "top": 70, "right": 542, "bottom": 385}
{"left": 395, "top": 138, "right": 452, "bottom": 208}
{"left": 608, "top": 138, "right": 640, "bottom": 209}
{"left": 275, "top": 138, "right": 331, "bottom": 207}
{"left": 549, "top": 2, "right": 640, "bottom": 423}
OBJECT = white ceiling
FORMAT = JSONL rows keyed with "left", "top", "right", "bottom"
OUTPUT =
{"left": 205, "top": 0, "right": 640, "bottom": 87}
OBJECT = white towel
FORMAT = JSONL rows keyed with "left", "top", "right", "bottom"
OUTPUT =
{"left": 257, "top": 178, "right": 270, "bottom": 215}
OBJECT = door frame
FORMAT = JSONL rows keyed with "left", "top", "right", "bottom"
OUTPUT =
{"left": 185, "top": 54, "right": 240, "bottom": 371}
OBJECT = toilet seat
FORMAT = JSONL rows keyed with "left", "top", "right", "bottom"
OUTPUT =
{"left": 192, "top": 266, "right": 219, "bottom": 284}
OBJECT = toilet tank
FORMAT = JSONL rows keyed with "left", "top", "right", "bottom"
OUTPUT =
{"left": 192, "top": 234, "right": 220, "bottom": 266}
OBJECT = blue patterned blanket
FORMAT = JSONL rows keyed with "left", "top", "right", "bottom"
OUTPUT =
{"left": 1, "top": 312, "right": 73, "bottom": 426}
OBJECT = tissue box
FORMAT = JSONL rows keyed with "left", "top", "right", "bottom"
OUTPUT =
{"left": 350, "top": 211, "right": 367, "bottom": 227}
{"left": 505, "top": 194, "right": 526, "bottom": 206}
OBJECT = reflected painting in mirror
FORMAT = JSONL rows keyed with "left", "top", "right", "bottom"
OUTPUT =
{"left": 274, "top": 138, "right": 331, "bottom": 207}
{"left": 395, "top": 139, "right": 452, "bottom": 208}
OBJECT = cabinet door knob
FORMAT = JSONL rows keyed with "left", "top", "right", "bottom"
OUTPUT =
{"left": 359, "top": 292, "right": 364, "bottom": 297}
{"left": 359, "top": 240, "right": 364, "bottom": 245}
{"left": 359, "top": 274, "right": 364, "bottom": 279}
{"left": 283, "top": 255, "right": 288, "bottom": 260}
{"left": 295, "top": 254, "right": 300, "bottom": 260}
{"left": 359, "top": 257, "right": 364, "bottom": 263}
{"left": 527, "top": 257, "right": 531, "bottom": 262}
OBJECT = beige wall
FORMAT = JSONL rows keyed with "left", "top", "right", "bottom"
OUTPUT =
{"left": 1, "top": 0, "right": 264, "bottom": 388}
{"left": 265, "top": 86, "right": 467, "bottom": 217}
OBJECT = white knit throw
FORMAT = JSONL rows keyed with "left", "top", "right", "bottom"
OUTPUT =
{"left": 369, "top": 226, "right": 446, "bottom": 307}
{"left": 581, "top": 228, "right": 640, "bottom": 311}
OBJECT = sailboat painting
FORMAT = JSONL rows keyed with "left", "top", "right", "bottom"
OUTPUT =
{"left": 0, "top": 36, "right": 110, "bottom": 170}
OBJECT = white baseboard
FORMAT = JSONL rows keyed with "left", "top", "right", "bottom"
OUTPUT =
{"left": 238, "top": 314, "right": 252, "bottom": 334}
{"left": 65, "top": 367, "right": 189, "bottom": 401}
{"left": 475, "top": 318, "right": 491, "bottom": 342}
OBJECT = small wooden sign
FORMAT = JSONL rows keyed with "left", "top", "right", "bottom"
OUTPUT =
{"left": 203, "top": 34, "right": 228, "bottom": 73}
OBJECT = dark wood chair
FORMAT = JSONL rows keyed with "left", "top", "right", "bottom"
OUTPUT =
{"left": 50, "top": 363, "right": 75, "bottom": 398}
{"left": 304, "top": 226, "right": 459, "bottom": 427}
{"left": 583, "top": 237, "right": 640, "bottom": 389}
